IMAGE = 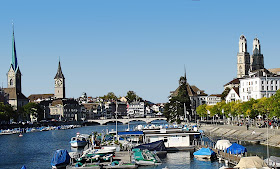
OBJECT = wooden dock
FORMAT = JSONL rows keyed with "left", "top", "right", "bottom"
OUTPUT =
{"left": 197, "top": 145, "right": 242, "bottom": 166}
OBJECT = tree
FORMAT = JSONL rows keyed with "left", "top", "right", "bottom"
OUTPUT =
{"left": 163, "top": 76, "right": 191, "bottom": 124}
{"left": 101, "top": 92, "right": 117, "bottom": 101}
{"left": 196, "top": 104, "right": 207, "bottom": 118}
{"left": 22, "top": 102, "right": 43, "bottom": 121}
{"left": 125, "top": 91, "right": 142, "bottom": 103}
{"left": 221, "top": 87, "right": 231, "bottom": 100}
{"left": 0, "top": 103, "right": 15, "bottom": 122}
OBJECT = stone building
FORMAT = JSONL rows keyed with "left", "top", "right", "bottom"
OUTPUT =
{"left": 237, "top": 35, "right": 264, "bottom": 78}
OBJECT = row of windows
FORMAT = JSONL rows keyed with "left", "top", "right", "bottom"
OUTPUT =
{"left": 242, "top": 80, "right": 279, "bottom": 86}
{"left": 242, "top": 85, "right": 279, "bottom": 92}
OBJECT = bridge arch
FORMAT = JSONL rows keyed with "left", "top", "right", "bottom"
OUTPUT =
{"left": 102, "top": 120, "right": 124, "bottom": 125}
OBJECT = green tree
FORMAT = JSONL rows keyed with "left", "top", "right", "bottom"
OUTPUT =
{"left": 221, "top": 87, "right": 231, "bottom": 100}
{"left": 22, "top": 102, "right": 43, "bottom": 121}
{"left": 125, "top": 91, "right": 142, "bottom": 103}
{"left": 196, "top": 104, "right": 207, "bottom": 118}
{"left": 163, "top": 76, "right": 191, "bottom": 124}
{"left": 0, "top": 103, "right": 15, "bottom": 122}
{"left": 101, "top": 92, "right": 118, "bottom": 101}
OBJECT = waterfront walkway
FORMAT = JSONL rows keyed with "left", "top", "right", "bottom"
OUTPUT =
{"left": 200, "top": 124, "right": 280, "bottom": 147}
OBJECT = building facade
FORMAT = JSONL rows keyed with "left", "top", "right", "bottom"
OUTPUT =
{"left": 239, "top": 70, "right": 280, "bottom": 102}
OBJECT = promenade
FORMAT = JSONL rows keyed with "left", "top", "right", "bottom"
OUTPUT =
{"left": 200, "top": 124, "right": 280, "bottom": 147}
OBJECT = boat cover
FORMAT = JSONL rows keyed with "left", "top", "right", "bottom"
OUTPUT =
{"left": 134, "top": 140, "right": 167, "bottom": 151}
{"left": 234, "top": 156, "right": 268, "bottom": 168}
{"left": 265, "top": 156, "right": 280, "bottom": 167}
{"left": 118, "top": 131, "right": 143, "bottom": 135}
{"left": 215, "top": 140, "right": 232, "bottom": 150}
{"left": 193, "top": 148, "right": 215, "bottom": 156}
{"left": 21, "top": 165, "right": 27, "bottom": 169}
{"left": 226, "top": 143, "right": 247, "bottom": 154}
{"left": 51, "top": 149, "right": 70, "bottom": 167}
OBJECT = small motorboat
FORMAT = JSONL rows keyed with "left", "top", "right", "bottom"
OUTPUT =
{"left": 70, "top": 133, "right": 89, "bottom": 148}
{"left": 193, "top": 147, "right": 216, "bottom": 160}
{"left": 19, "top": 133, "right": 23, "bottom": 137}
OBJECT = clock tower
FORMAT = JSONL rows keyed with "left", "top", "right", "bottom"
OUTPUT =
{"left": 54, "top": 60, "right": 65, "bottom": 99}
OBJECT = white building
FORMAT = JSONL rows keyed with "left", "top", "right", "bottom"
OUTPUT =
{"left": 207, "top": 94, "right": 222, "bottom": 105}
{"left": 239, "top": 70, "right": 280, "bottom": 101}
{"left": 127, "top": 101, "right": 145, "bottom": 117}
{"left": 225, "top": 87, "right": 241, "bottom": 103}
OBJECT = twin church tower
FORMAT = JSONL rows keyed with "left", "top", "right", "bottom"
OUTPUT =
{"left": 237, "top": 35, "right": 264, "bottom": 78}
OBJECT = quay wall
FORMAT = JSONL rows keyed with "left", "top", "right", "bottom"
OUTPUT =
{"left": 200, "top": 124, "right": 280, "bottom": 148}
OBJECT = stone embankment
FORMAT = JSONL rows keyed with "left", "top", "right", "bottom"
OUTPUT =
{"left": 199, "top": 124, "right": 280, "bottom": 148}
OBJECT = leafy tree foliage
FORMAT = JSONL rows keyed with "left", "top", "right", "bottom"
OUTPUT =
{"left": 163, "top": 76, "right": 191, "bottom": 124}
{"left": 22, "top": 102, "right": 44, "bottom": 121}
{"left": 196, "top": 90, "right": 280, "bottom": 120}
{"left": 101, "top": 92, "right": 118, "bottom": 101}
{"left": 125, "top": 91, "right": 142, "bottom": 103}
{"left": 0, "top": 102, "right": 15, "bottom": 122}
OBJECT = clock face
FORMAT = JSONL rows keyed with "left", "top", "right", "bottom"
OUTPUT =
{"left": 56, "top": 79, "right": 62, "bottom": 86}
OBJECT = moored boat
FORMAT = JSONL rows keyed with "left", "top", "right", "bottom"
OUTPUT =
{"left": 70, "top": 133, "right": 89, "bottom": 148}
{"left": 193, "top": 147, "right": 216, "bottom": 160}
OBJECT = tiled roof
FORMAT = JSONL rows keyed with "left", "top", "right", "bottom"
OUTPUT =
{"left": 209, "top": 94, "right": 222, "bottom": 97}
{"left": 232, "top": 87, "right": 240, "bottom": 96}
{"left": 224, "top": 78, "right": 240, "bottom": 87}
{"left": 3, "top": 87, "right": 28, "bottom": 100}
{"left": 28, "top": 94, "right": 54, "bottom": 102}
{"left": 171, "top": 83, "right": 207, "bottom": 97}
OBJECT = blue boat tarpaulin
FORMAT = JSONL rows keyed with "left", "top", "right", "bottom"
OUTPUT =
{"left": 226, "top": 143, "right": 247, "bottom": 154}
{"left": 117, "top": 131, "right": 143, "bottom": 135}
{"left": 193, "top": 148, "right": 215, "bottom": 156}
{"left": 134, "top": 140, "right": 167, "bottom": 151}
{"left": 51, "top": 149, "right": 70, "bottom": 167}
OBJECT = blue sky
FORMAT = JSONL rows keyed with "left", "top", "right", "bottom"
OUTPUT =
{"left": 0, "top": 0, "right": 279, "bottom": 103}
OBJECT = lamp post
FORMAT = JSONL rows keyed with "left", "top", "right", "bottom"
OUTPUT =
{"left": 222, "top": 109, "right": 224, "bottom": 125}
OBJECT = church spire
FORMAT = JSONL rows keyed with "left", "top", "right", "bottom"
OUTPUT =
{"left": 11, "top": 23, "right": 18, "bottom": 71}
{"left": 54, "top": 59, "right": 65, "bottom": 79}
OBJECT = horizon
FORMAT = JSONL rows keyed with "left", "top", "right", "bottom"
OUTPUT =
{"left": 0, "top": 0, "right": 280, "bottom": 103}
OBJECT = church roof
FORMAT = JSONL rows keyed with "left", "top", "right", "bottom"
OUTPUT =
{"left": 3, "top": 87, "right": 28, "bottom": 100}
{"left": 54, "top": 61, "right": 64, "bottom": 79}
{"left": 28, "top": 94, "right": 54, "bottom": 102}
{"left": 171, "top": 83, "right": 207, "bottom": 97}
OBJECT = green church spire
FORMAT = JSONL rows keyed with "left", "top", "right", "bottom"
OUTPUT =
{"left": 11, "top": 23, "right": 18, "bottom": 71}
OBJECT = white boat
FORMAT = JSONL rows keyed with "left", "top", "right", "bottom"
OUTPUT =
{"left": 70, "top": 133, "right": 89, "bottom": 148}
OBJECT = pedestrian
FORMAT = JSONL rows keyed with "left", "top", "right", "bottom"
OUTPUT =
{"left": 246, "top": 124, "right": 249, "bottom": 130}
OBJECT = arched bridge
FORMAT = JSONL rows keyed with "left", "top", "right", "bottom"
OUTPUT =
{"left": 87, "top": 117, "right": 167, "bottom": 125}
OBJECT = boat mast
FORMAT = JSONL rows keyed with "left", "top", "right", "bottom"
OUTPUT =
{"left": 115, "top": 100, "right": 118, "bottom": 142}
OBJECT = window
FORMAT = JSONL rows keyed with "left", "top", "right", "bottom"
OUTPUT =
{"left": 262, "top": 86, "right": 264, "bottom": 90}
{"left": 262, "top": 81, "right": 264, "bottom": 84}
{"left": 10, "top": 79, "right": 13, "bottom": 86}
{"left": 267, "top": 86, "right": 269, "bottom": 90}
{"left": 271, "top": 81, "right": 273, "bottom": 84}
{"left": 276, "top": 86, "right": 278, "bottom": 90}
{"left": 255, "top": 81, "right": 257, "bottom": 84}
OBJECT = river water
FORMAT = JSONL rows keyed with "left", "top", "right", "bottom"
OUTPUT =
{"left": 0, "top": 122, "right": 279, "bottom": 169}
